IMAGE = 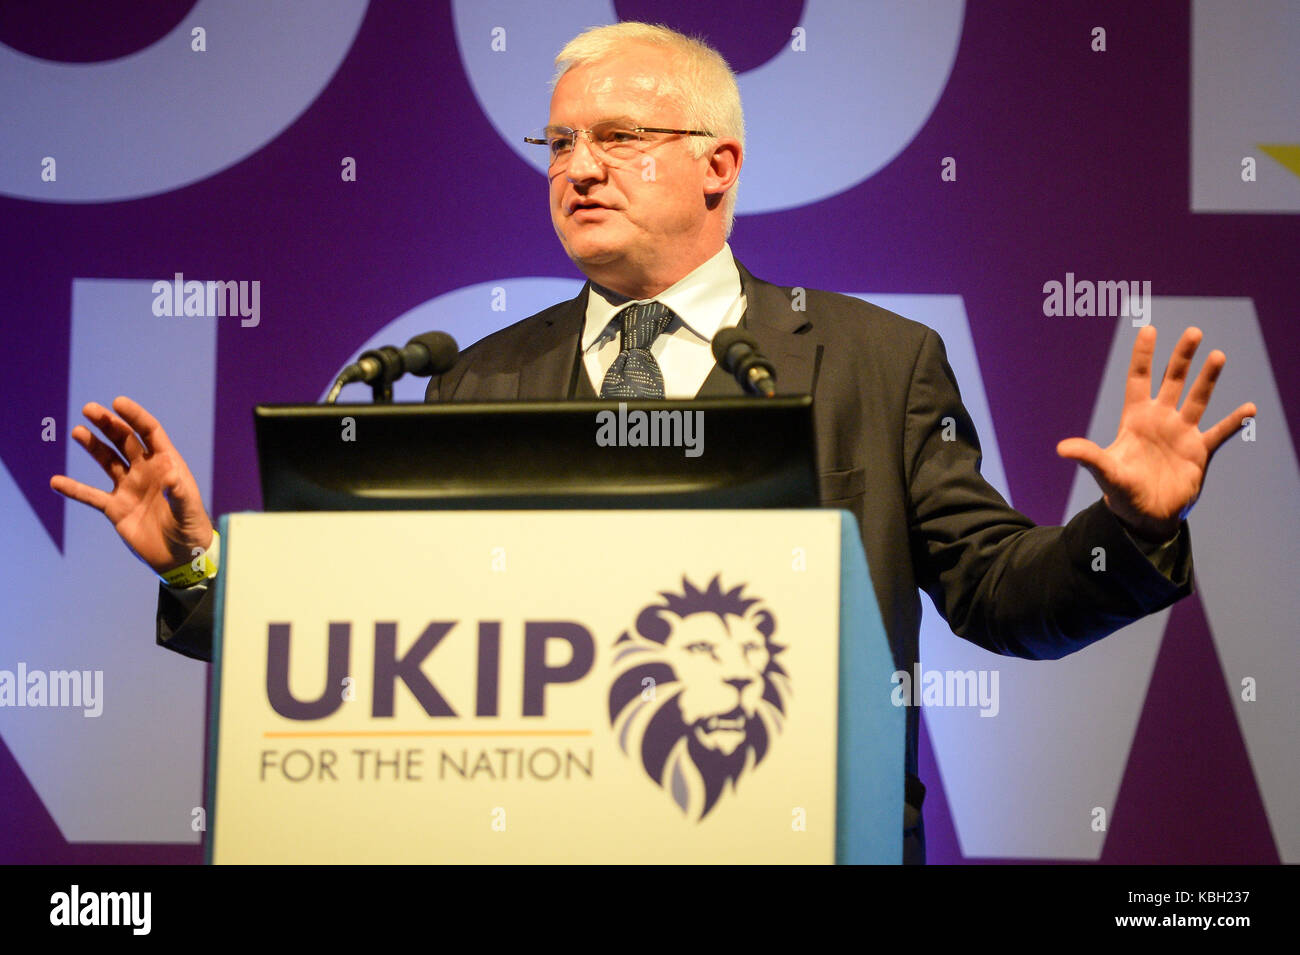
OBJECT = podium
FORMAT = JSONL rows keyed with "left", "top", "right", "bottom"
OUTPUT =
{"left": 205, "top": 509, "right": 903, "bottom": 863}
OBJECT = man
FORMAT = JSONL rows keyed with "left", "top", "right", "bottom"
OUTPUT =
{"left": 51, "top": 22, "right": 1255, "bottom": 864}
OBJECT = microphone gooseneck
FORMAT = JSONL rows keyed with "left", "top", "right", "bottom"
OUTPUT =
{"left": 326, "top": 331, "right": 459, "bottom": 404}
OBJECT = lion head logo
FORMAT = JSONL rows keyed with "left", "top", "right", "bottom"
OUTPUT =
{"left": 608, "top": 576, "right": 790, "bottom": 820}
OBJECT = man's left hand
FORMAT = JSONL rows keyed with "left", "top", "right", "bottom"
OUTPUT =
{"left": 1056, "top": 325, "right": 1257, "bottom": 543}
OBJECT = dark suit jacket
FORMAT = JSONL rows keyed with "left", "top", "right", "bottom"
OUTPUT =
{"left": 157, "top": 260, "right": 1192, "bottom": 862}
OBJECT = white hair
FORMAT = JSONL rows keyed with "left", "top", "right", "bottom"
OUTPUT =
{"left": 553, "top": 22, "right": 745, "bottom": 237}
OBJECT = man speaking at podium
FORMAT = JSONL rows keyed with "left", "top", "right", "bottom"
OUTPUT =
{"left": 50, "top": 22, "right": 1256, "bottom": 864}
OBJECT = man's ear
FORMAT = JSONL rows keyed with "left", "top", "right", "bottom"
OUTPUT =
{"left": 703, "top": 138, "right": 742, "bottom": 201}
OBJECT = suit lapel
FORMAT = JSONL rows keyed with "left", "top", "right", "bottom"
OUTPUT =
{"left": 517, "top": 284, "right": 589, "bottom": 399}
{"left": 734, "top": 261, "right": 820, "bottom": 396}
{"left": 694, "top": 358, "right": 745, "bottom": 397}
{"left": 574, "top": 358, "right": 597, "bottom": 397}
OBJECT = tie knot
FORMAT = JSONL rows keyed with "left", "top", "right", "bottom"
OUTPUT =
{"left": 618, "top": 301, "right": 673, "bottom": 351}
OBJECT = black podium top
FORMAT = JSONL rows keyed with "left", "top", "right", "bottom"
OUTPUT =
{"left": 254, "top": 397, "right": 818, "bottom": 511}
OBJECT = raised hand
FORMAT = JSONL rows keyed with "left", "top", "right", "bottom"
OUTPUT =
{"left": 1057, "top": 326, "right": 1256, "bottom": 543}
{"left": 49, "top": 396, "right": 214, "bottom": 575}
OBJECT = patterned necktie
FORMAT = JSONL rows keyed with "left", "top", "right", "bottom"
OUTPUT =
{"left": 599, "top": 301, "right": 675, "bottom": 398}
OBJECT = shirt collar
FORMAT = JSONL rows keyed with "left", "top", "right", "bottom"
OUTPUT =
{"left": 581, "top": 243, "right": 741, "bottom": 351}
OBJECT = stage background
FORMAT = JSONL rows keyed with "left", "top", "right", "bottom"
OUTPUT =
{"left": 1, "top": 0, "right": 1296, "bottom": 863}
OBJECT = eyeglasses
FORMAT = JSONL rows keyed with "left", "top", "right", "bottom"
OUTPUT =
{"left": 525, "top": 120, "right": 715, "bottom": 168}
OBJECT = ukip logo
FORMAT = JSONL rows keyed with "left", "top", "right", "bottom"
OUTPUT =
{"left": 607, "top": 576, "right": 790, "bottom": 820}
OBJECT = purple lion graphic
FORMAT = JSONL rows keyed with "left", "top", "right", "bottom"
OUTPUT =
{"left": 608, "top": 575, "right": 790, "bottom": 819}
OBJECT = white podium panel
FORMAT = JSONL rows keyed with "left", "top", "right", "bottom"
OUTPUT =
{"left": 209, "top": 511, "right": 849, "bottom": 863}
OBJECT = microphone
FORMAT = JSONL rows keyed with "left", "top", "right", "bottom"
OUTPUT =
{"left": 326, "top": 331, "right": 459, "bottom": 403}
{"left": 711, "top": 328, "right": 777, "bottom": 397}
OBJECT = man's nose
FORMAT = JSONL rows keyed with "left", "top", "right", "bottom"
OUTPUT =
{"left": 565, "top": 133, "right": 606, "bottom": 184}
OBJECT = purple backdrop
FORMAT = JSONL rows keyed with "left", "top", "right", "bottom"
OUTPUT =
{"left": 1, "top": 0, "right": 1295, "bottom": 864}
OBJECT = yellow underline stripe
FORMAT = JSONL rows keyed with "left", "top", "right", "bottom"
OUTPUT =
{"left": 263, "top": 730, "right": 593, "bottom": 739}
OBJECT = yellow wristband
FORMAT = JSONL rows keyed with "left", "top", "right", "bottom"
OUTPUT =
{"left": 159, "top": 530, "right": 221, "bottom": 587}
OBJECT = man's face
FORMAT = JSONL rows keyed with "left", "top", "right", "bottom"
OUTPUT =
{"left": 547, "top": 45, "right": 716, "bottom": 294}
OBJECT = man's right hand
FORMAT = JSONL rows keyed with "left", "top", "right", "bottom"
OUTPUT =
{"left": 49, "top": 396, "right": 214, "bottom": 577}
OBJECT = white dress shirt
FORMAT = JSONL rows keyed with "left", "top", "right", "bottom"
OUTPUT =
{"left": 581, "top": 243, "right": 747, "bottom": 398}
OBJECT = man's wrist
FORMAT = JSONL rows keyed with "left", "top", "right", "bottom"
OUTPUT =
{"left": 158, "top": 529, "right": 221, "bottom": 588}
{"left": 1104, "top": 497, "right": 1179, "bottom": 547}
